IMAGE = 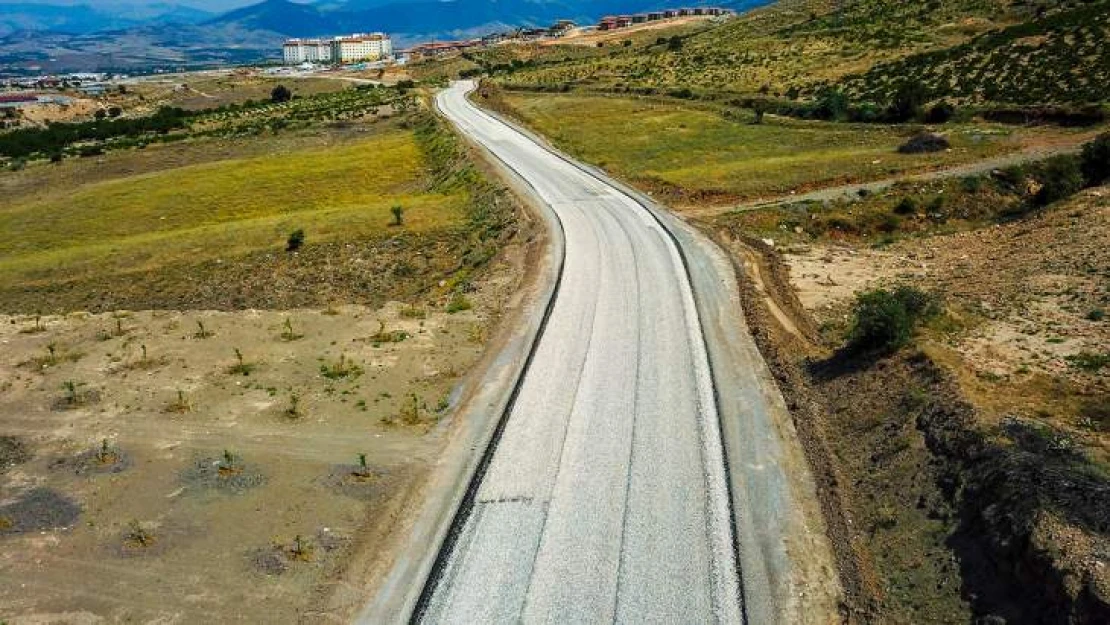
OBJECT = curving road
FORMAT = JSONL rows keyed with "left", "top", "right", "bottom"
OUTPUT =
{"left": 418, "top": 82, "right": 743, "bottom": 623}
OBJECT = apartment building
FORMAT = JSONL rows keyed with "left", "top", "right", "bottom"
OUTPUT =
{"left": 282, "top": 33, "right": 393, "bottom": 66}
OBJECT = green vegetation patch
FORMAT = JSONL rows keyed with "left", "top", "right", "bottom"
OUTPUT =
{"left": 0, "top": 130, "right": 464, "bottom": 288}
{"left": 502, "top": 92, "right": 1018, "bottom": 202}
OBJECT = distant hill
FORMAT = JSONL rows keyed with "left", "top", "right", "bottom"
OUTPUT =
{"left": 205, "top": 0, "right": 335, "bottom": 36}
{"left": 494, "top": 0, "right": 1110, "bottom": 107}
{"left": 208, "top": 0, "right": 767, "bottom": 39}
{"left": 0, "top": 0, "right": 763, "bottom": 73}
{"left": 0, "top": 2, "right": 213, "bottom": 37}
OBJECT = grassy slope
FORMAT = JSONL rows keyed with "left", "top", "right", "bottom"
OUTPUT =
{"left": 500, "top": 91, "right": 1029, "bottom": 204}
{"left": 0, "top": 130, "right": 463, "bottom": 286}
{"left": 491, "top": 0, "right": 1108, "bottom": 106}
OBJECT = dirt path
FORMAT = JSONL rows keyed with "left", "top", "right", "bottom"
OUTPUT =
{"left": 685, "top": 130, "right": 1100, "bottom": 218}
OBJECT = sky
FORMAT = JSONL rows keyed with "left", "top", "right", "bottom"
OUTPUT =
{"left": 0, "top": 0, "right": 292, "bottom": 11}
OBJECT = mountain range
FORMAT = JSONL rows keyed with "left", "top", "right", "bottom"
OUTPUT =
{"left": 0, "top": 0, "right": 766, "bottom": 73}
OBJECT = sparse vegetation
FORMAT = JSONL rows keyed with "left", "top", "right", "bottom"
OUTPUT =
{"left": 165, "top": 389, "right": 191, "bottom": 414}
{"left": 319, "top": 353, "right": 363, "bottom": 380}
{"left": 445, "top": 294, "right": 473, "bottom": 314}
{"left": 369, "top": 320, "right": 409, "bottom": 344}
{"left": 125, "top": 519, "right": 155, "bottom": 549}
{"left": 1066, "top": 352, "right": 1110, "bottom": 372}
{"left": 286, "top": 392, "right": 302, "bottom": 418}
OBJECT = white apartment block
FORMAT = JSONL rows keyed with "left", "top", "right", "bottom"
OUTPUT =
{"left": 282, "top": 39, "right": 333, "bottom": 65}
{"left": 332, "top": 34, "right": 393, "bottom": 63}
{"left": 282, "top": 33, "right": 392, "bottom": 66}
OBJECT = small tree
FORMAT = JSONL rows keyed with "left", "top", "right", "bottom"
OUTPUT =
{"left": 667, "top": 36, "right": 683, "bottom": 52}
{"left": 94, "top": 109, "right": 107, "bottom": 120}
{"left": 751, "top": 99, "right": 769, "bottom": 125}
{"left": 924, "top": 101, "right": 955, "bottom": 124}
{"left": 390, "top": 205, "right": 404, "bottom": 226}
{"left": 271, "top": 85, "right": 292, "bottom": 104}
{"left": 286, "top": 229, "right": 305, "bottom": 252}
{"left": 1033, "top": 155, "right": 1084, "bottom": 207}
{"left": 1080, "top": 133, "right": 1110, "bottom": 187}
{"left": 887, "top": 81, "right": 929, "bottom": 123}
{"left": 108, "top": 106, "right": 122, "bottom": 118}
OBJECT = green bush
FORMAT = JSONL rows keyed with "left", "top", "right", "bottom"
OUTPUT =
{"left": 1080, "top": 133, "right": 1110, "bottom": 187}
{"left": 893, "top": 197, "right": 917, "bottom": 215}
{"left": 848, "top": 286, "right": 938, "bottom": 353}
{"left": 1032, "top": 155, "right": 1084, "bottom": 207}
{"left": 286, "top": 229, "right": 305, "bottom": 252}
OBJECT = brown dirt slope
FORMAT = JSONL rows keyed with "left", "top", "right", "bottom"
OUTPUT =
{"left": 703, "top": 188, "right": 1110, "bottom": 623}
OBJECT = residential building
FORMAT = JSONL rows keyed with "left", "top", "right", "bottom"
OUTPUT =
{"left": 282, "top": 33, "right": 392, "bottom": 66}
{"left": 332, "top": 33, "right": 392, "bottom": 63}
{"left": 283, "top": 38, "right": 333, "bottom": 65}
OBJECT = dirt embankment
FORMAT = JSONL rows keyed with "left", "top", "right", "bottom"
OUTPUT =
{"left": 701, "top": 191, "right": 1110, "bottom": 623}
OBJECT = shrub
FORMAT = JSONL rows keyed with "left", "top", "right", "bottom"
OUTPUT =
{"left": 961, "top": 175, "right": 984, "bottom": 193}
{"left": 1080, "top": 133, "right": 1110, "bottom": 186}
{"left": 924, "top": 101, "right": 955, "bottom": 124}
{"left": 390, "top": 205, "right": 404, "bottom": 226}
{"left": 445, "top": 294, "right": 472, "bottom": 314}
{"left": 814, "top": 88, "right": 849, "bottom": 121}
{"left": 1032, "top": 155, "right": 1084, "bottom": 206}
{"left": 898, "top": 132, "right": 950, "bottom": 154}
{"left": 286, "top": 229, "right": 305, "bottom": 252}
{"left": 887, "top": 82, "right": 929, "bottom": 122}
{"left": 893, "top": 197, "right": 917, "bottom": 215}
{"left": 848, "top": 286, "right": 937, "bottom": 353}
{"left": 271, "top": 85, "right": 292, "bottom": 104}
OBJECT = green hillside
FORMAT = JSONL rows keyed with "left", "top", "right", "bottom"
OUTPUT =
{"left": 489, "top": 0, "right": 1109, "bottom": 107}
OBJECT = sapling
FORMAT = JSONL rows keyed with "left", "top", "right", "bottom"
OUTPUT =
{"left": 228, "top": 348, "right": 255, "bottom": 375}
{"left": 62, "top": 380, "right": 80, "bottom": 405}
{"left": 354, "top": 453, "right": 370, "bottom": 478}
{"left": 127, "top": 519, "right": 153, "bottom": 547}
{"left": 167, "top": 389, "right": 191, "bottom": 413}
{"left": 96, "top": 438, "right": 114, "bottom": 464}
{"left": 194, "top": 319, "right": 213, "bottom": 339}
{"left": 280, "top": 317, "right": 302, "bottom": 341}
{"left": 287, "top": 392, "right": 301, "bottom": 417}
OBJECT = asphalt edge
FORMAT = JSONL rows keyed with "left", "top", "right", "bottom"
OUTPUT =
{"left": 355, "top": 87, "right": 567, "bottom": 624}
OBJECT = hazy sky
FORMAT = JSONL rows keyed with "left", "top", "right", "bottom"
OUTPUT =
{"left": 0, "top": 0, "right": 301, "bottom": 11}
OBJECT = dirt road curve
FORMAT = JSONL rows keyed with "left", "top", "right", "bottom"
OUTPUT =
{"left": 375, "top": 81, "right": 840, "bottom": 624}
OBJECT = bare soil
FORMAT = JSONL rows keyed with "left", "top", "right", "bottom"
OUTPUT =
{"left": 0, "top": 233, "right": 534, "bottom": 622}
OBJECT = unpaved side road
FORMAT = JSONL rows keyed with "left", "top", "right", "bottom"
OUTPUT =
{"left": 365, "top": 81, "right": 840, "bottom": 623}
